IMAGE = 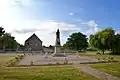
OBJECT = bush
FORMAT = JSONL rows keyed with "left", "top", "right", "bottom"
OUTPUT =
{"left": 19, "top": 55, "right": 24, "bottom": 59}
{"left": 15, "top": 57, "right": 18, "bottom": 60}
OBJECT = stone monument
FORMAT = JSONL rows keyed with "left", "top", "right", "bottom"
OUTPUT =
{"left": 53, "top": 29, "right": 66, "bottom": 57}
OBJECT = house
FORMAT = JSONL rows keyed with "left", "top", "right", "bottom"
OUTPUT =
{"left": 24, "top": 33, "right": 43, "bottom": 51}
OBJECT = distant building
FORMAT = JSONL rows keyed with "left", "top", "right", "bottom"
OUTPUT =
{"left": 24, "top": 33, "right": 43, "bottom": 51}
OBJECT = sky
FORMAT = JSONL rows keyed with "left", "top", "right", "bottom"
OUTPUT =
{"left": 0, "top": 0, "right": 120, "bottom": 46}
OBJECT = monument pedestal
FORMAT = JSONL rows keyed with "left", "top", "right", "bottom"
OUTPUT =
{"left": 53, "top": 46, "right": 66, "bottom": 57}
{"left": 53, "top": 53, "right": 66, "bottom": 57}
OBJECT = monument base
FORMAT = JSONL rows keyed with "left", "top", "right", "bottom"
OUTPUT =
{"left": 53, "top": 53, "right": 66, "bottom": 57}
{"left": 53, "top": 46, "right": 66, "bottom": 57}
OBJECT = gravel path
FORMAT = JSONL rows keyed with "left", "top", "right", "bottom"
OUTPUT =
{"left": 74, "top": 64, "right": 120, "bottom": 80}
{"left": 18, "top": 54, "right": 109, "bottom": 65}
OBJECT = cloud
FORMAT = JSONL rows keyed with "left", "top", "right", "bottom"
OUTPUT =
{"left": 0, "top": 0, "right": 101, "bottom": 45}
{"left": 82, "top": 20, "right": 101, "bottom": 34}
{"left": 10, "top": 20, "right": 81, "bottom": 45}
{"left": 13, "top": 28, "right": 41, "bottom": 34}
{"left": 69, "top": 13, "right": 74, "bottom": 16}
{"left": 8, "top": 20, "right": 101, "bottom": 45}
{"left": 13, "top": 20, "right": 80, "bottom": 34}
{"left": 11, "top": 0, "right": 32, "bottom": 7}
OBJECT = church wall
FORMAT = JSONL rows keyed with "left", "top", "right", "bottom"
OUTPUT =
{"left": 24, "top": 35, "right": 43, "bottom": 51}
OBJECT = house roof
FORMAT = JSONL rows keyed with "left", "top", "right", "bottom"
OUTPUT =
{"left": 25, "top": 33, "right": 42, "bottom": 42}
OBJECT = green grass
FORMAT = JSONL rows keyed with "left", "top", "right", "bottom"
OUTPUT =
{"left": 86, "top": 55, "right": 120, "bottom": 61}
{"left": 0, "top": 54, "right": 99, "bottom": 80}
{"left": 82, "top": 52, "right": 120, "bottom": 77}
{"left": 89, "top": 62, "right": 120, "bottom": 77}
{"left": 0, "top": 54, "right": 17, "bottom": 66}
{"left": 79, "top": 51, "right": 120, "bottom": 61}
{"left": 0, "top": 66, "right": 99, "bottom": 80}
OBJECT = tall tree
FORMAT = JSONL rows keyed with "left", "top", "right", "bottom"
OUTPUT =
{"left": 65, "top": 32, "right": 88, "bottom": 51}
{"left": 0, "top": 26, "right": 5, "bottom": 50}
{"left": 0, "top": 26, "right": 5, "bottom": 36}
{"left": 112, "top": 34, "right": 120, "bottom": 54}
{"left": 2, "top": 33, "right": 18, "bottom": 51}
{"left": 89, "top": 27, "right": 116, "bottom": 54}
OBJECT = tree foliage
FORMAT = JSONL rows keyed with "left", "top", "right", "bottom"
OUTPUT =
{"left": 0, "top": 26, "right": 5, "bottom": 36}
{"left": 112, "top": 34, "right": 120, "bottom": 55}
{"left": 89, "top": 27, "right": 120, "bottom": 55}
{"left": 48, "top": 45, "right": 54, "bottom": 49}
{"left": 0, "top": 27, "right": 18, "bottom": 51}
{"left": 63, "top": 43, "right": 69, "bottom": 49}
{"left": 65, "top": 32, "right": 88, "bottom": 51}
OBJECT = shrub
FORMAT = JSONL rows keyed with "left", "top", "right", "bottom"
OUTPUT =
{"left": 15, "top": 57, "right": 18, "bottom": 60}
{"left": 108, "top": 57, "right": 114, "bottom": 61}
{"left": 110, "top": 57, "right": 114, "bottom": 60}
{"left": 19, "top": 55, "right": 24, "bottom": 59}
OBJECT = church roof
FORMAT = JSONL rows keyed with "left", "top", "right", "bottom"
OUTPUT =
{"left": 25, "top": 33, "right": 42, "bottom": 42}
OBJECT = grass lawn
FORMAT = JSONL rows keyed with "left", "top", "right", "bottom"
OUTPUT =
{"left": 0, "top": 54, "right": 17, "bottom": 67}
{"left": 0, "top": 54, "right": 99, "bottom": 80}
{"left": 86, "top": 55, "right": 120, "bottom": 61}
{"left": 79, "top": 51, "right": 120, "bottom": 61}
{"left": 0, "top": 66, "right": 99, "bottom": 80}
{"left": 82, "top": 52, "right": 120, "bottom": 77}
{"left": 89, "top": 62, "right": 120, "bottom": 77}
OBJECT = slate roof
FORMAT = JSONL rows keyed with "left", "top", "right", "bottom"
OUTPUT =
{"left": 25, "top": 33, "right": 42, "bottom": 42}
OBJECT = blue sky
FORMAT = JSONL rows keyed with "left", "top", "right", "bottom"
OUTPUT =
{"left": 0, "top": 0, "right": 120, "bottom": 46}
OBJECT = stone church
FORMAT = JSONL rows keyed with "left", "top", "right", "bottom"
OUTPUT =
{"left": 24, "top": 33, "right": 43, "bottom": 51}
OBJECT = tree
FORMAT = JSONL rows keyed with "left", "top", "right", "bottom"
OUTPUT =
{"left": 89, "top": 27, "right": 116, "bottom": 54}
{"left": 65, "top": 32, "right": 88, "bottom": 51}
{"left": 0, "top": 26, "right": 5, "bottom": 36}
{"left": 18, "top": 44, "right": 24, "bottom": 51}
{"left": 0, "top": 26, "right": 5, "bottom": 49}
{"left": 63, "top": 43, "right": 69, "bottom": 49}
{"left": 1, "top": 33, "right": 18, "bottom": 51}
{"left": 49, "top": 45, "right": 54, "bottom": 49}
{"left": 112, "top": 34, "right": 120, "bottom": 55}
{"left": 89, "top": 34, "right": 105, "bottom": 54}
{"left": 0, "top": 27, "right": 19, "bottom": 51}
